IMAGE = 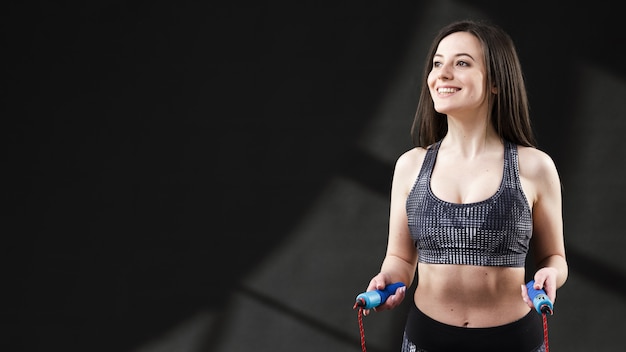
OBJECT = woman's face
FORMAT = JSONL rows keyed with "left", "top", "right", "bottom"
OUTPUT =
{"left": 427, "top": 31, "right": 490, "bottom": 117}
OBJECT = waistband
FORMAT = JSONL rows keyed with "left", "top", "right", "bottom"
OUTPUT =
{"left": 402, "top": 303, "right": 545, "bottom": 352}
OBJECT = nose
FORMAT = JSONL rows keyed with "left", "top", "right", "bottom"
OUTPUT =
{"left": 438, "top": 64, "right": 452, "bottom": 80}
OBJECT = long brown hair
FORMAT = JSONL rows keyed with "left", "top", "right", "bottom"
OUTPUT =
{"left": 411, "top": 20, "right": 536, "bottom": 148}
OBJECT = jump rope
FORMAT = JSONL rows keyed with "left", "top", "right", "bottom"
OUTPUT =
{"left": 352, "top": 280, "right": 553, "bottom": 352}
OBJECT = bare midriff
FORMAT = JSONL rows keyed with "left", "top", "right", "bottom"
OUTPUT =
{"left": 414, "top": 263, "right": 531, "bottom": 328}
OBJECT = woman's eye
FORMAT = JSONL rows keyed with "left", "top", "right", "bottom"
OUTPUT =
{"left": 457, "top": 61, "right": 469, "bottom": 67}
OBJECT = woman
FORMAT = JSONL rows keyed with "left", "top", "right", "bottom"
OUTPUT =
{"left": 361, "top": 20, "right": 568, "bottom": 351}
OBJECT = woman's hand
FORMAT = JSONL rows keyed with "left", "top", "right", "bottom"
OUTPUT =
{"left": 521, "top": 267, "right": 558, "bottom": 309}
{"left": 362, "top": 273, "right": 407, "bottom": 316}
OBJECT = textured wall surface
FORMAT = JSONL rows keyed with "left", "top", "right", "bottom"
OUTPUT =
{"left": 7, "top": 1, "right": 625, "bottom": 351}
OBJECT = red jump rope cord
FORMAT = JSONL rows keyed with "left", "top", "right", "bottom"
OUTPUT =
{"left": 353, "top": 300, "right": 367, "bottom": 352}
{"left": 542, "top": 311, "right": 550, "bottom": 352}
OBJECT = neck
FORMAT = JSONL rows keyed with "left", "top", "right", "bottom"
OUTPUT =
{"left": 442, "top": 116, "right": 501, "bottom": 158}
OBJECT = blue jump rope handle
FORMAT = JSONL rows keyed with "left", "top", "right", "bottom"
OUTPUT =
{"left": 355, "top": 282, "right": 406, "bottom": 309}
{"left": 526, "top": 280, "right": 553, "bottom": 315}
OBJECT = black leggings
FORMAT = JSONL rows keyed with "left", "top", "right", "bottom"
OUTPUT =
{"left": 401, "top": 303, "right": 545, "bottom": 352}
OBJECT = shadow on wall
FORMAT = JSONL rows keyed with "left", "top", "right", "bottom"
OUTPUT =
{"left": 6, "top": 1, "right": 626, "bottom": 351}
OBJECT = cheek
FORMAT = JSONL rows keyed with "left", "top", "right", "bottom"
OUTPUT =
{"left": 427, "top": 72, "right": 437, "bottom": 86}
{"left": 426, "top": 73, "right": 437, "bottom": 93}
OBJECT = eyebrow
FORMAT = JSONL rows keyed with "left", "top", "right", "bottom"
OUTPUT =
{"left": 433, "top": 53, "right": 476, "bottom": 61}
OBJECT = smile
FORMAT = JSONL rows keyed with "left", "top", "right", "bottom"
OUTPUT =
{"left": 437, "top": 87, "right": 459, "bottom": 94}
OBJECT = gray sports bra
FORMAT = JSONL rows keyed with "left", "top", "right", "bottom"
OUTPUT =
{"left": 406, "top": 139, "right": 532, "bottom": 267}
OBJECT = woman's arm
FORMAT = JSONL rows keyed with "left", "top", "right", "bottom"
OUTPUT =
{"left": 365, "top": 148, "right": 424, "bottom": 313}
{"left": 520, "top": 147, "right": 568, "bottom": 304}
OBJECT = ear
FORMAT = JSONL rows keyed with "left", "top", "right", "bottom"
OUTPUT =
{"left": 491, "top": 86, "right": 498, "bottom": 94}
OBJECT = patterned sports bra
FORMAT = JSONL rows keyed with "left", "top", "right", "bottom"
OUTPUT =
{"left": 406, "top": 139, "right": 532, "bottom": 267}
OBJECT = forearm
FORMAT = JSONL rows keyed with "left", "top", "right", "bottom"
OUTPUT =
{"left": 380, "top": 254, "right": 418, "bottom": 288}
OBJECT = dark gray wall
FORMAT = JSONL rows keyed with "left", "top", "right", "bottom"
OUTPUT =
{"left": 7, "top": 1, "right": 625, "bottom": 351}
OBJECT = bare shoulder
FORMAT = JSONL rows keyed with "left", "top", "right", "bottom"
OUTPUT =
{"left": 516, "top": 146, "right": 560, "bottom": 179}
{"left": 392, "top": 146, "right": 429, "bottom": 190}
{"left": 395, "top": 146, "right": 428, "bottom": 173}
{"left": 516, "top": 146, "right": 562, "bottom": 205}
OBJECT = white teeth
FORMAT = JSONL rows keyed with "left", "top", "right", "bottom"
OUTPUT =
{"left": 438, "top": 87, "right": 458, "bottom": 94}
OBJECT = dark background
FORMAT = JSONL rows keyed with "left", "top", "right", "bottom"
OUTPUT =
{"left": 6, "top": 1, "right": 626, "bottom": 351}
